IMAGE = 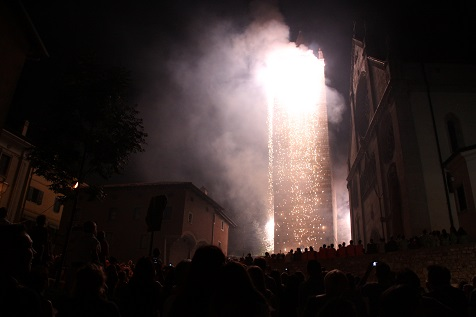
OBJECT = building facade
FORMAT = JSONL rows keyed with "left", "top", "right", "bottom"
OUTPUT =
{"left": 57, "top": 182, "right": 236, "bottom": 265}
{"left": 347, "top": 27, "right": 476, "bottom": 244}
{"left": 0, "top": 127, "right": 64, "bottom": 232}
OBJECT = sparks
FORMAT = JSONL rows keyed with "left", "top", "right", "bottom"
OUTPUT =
{"left": 263, "top": 45, "right": 334, "bottom": 253}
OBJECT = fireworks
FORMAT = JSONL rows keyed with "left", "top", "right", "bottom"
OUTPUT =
{"left": 264, "top": 45, "right": 334, "bottom": 253}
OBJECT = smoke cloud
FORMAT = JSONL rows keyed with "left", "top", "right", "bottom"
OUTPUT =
{"left": 112, "top": 0, "right": 351, "bottom": 255}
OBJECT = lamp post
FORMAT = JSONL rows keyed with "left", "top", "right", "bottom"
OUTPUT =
{"left": 54, "top": 146, "right": 87, "bottom": 289}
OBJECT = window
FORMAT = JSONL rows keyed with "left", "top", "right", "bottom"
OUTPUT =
{"left": 456, "top": 185, "right": 468, "bottom": 212}
{"left": 355, "top": 73, "right": 371, "bottom": 138}
{"left": 0, "top": 153, "right": 11, "bottom": 177}
{"left": 188, "top": 212, "right": 193, "bottom": 224}
{"left": 221, "top": 220, "right": 224, "bottom": 231}
{"left": 26, "top": 186, "right": 44, "bottom": 205}
{"left": 108, "top": 208, "right": 118, "bottom": 220}
{"left": 360, "top": 155, "right": 376, "bottom": 197}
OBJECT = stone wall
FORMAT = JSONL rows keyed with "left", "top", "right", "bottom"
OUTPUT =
{"left": 270, "top": 243, "right": 476, "bottom": 286}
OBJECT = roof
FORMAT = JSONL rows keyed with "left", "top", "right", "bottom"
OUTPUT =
{"left": 102, "top": 181, "right": 237, "bottom": 227}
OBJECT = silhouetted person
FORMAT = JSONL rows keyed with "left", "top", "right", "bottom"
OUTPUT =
{"left": 113, "top": 269, "right": 129, "bottom": 301}
{"left": 152, "top": 247, "right": 164, "bottom": 284}
{"left": 280, "top": 271, "right": 302, "bottom": 317}
{"left": 284, "top": 249, "right": 294, "bottom": 263}
{"left": 326, "top": 244, "right": 337, "bottom": 259}
{"left": 68, "top": 221, "right": 101, "bottom": 266}
{"left": 65, "top": 221, "right": 101, "bottom": 291}
{"left": 318, "top": 244, "right": 327, "bottom": 260}
{"left": 303, "top": 269, "right": 366, "bottom": 317}
{"left": 210, "top": 261, "right": 270, "bottom": 317}
{"left": 29, "top": 214, "right": 50, "bottom": 267}
{"left": 307, "top": 246, "right": 318, "bottom": 260}
{"left": 357, "top": 240, "right": 365, "bottom": 255}
{"left": 118, "top": 256, "right": 162, "bottom": 317}
{"left": 468, "top": 285, "right": 476, "bottom": 316}
{"left": 366, "top": 239, "right": 378, "bottom": 254}
{"left": 97, "top": 230, "right": 109, "bottom": 266}
{"left": 0, "top": 224, "right": 44, "bottom": 316}
{"left": 346, "top": 240, "right": 356, "bottom": 257}
{"left": 269, "top": 269, "right": 285, "bottom": 309}
{"left": 439, "top": 229, "right": 450, "bottom": 246}
{"left": 254, "top": 256, "right": 279, "bottom": 298}
{"left": 298, "top": 259, "right": 325, "bottom": 316}
{"left": 336, "top": 244, "right": 347, "bottom": 257}
{"left": 359, "top": 261, "right": 394, "bottom": 317}
{"left": 161, "top": 259, "right": 192, "bottom": 317}
{"left": 248, "top": 265, "right": 279, "bottom": 316}
{"left": 56, "top": 263, "right": 121, "bottom": 317}
{"left": 25, "top": 265, "right": 55, "bottom": 317}
{"left": 380, "top": 283, "right": 454, "bottom": 317}
{"left": 293, "top": 248, "right": 303, "bottom": 262}
{"left": 423, "top": 264, "right": 468, "bottom": 317}
{"left": 396, "top": 235, "right": 409, "bottom": 250}
{"left": 245, "top": 252, "right": 254, "bottom": 266}
{"left": 384, "top": 236, "right": 398, "bottom": 252}
{"left": 104, "top": 260, "right": 119, "bottom": 300}
{"left": 379, "top": 268, "right": 455, "bottom": 317}
{"left": 318, "top": 297, "right": 359, "bottom": 317}
{"left": 166, "top": 245, "right": 226, "bottom": 317}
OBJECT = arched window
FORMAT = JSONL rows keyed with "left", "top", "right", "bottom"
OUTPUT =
{"left": 360, "top": 155, "right": 376, "bottom": 198}
{"left": 355, "top": 73, "right": 371, "bottom": 138}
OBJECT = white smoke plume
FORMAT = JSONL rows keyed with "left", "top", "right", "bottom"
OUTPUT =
{"left": 117, "top": 0, "right": 351, "bottom": 255}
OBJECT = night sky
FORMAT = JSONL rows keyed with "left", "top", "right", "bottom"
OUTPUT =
{"left": 13, "top": 0, "right": 474, "bottom": 254}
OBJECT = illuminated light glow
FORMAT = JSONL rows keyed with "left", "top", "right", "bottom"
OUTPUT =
{"left": 263, "top": 45, "right": 335, "bottom": 253}
{"left": 263, "top": 47, "right": 323, "bottom": 116}
{"left": 265, "top": 218, "right": 274, "bottom": 251}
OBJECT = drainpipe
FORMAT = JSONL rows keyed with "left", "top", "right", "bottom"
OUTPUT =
{"left": 211, "top": 213, "right": 215, "bottom": 245}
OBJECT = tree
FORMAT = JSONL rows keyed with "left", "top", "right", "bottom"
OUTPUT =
{"left": 26, "top": 58, "right": 147, "bottom": 195}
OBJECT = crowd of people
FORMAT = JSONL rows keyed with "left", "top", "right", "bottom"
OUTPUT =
{"left": 1, "top": 213, "right": 476, "bottom": 317}
{"left": 256, "top": 226, "right": 472, "bottom": 266}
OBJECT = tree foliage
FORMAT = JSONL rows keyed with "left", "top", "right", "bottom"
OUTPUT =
{"left": 27, "top": 59, "right": 147, "bottom": 195}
